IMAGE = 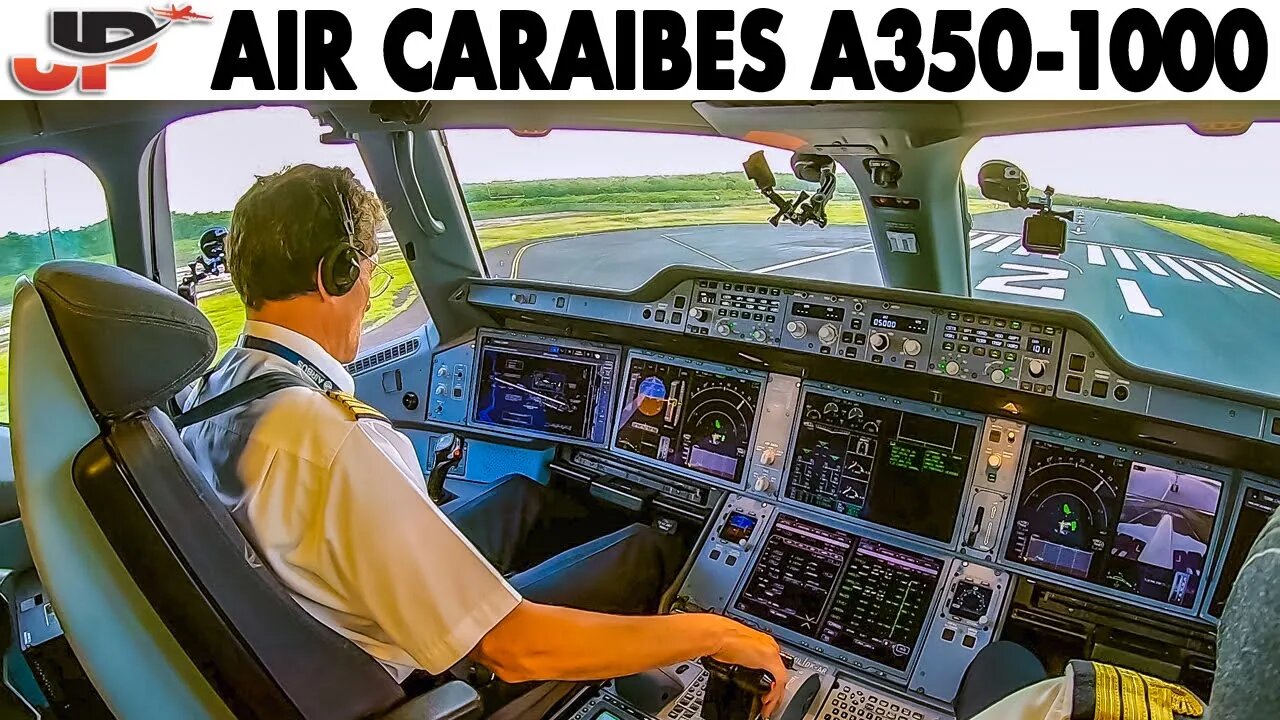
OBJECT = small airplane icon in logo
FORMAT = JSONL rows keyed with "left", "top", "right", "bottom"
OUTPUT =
{"left": 150, "top": 4, "right": 212, "bottom": 22}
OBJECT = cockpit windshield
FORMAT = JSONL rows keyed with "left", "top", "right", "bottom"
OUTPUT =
{"left": 448, "top": 125, "right": 1280, "bottom": 397}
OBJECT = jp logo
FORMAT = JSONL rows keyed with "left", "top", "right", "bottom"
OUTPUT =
{"left": 10, "top": 6, "right": 211, "bottom": 94}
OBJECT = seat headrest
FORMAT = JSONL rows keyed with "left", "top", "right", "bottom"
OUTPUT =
{"left": 33, "top": 260, "right": 217, "bottom": 419}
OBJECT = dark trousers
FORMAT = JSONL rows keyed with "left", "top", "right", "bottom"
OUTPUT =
{"left": 953, "top": 641, "right": 1049, "bottom": 720}
{"left": 442, "top": 474, "right": 686, "bottom": 615}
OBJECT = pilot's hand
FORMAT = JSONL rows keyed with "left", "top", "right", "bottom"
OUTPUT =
{"left": 710, "top": 617, "right": 789, "bottom": 718}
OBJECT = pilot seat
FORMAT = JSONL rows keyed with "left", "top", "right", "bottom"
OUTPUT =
{"left": 7, "top": 260, "right": 481, "bottom": 719}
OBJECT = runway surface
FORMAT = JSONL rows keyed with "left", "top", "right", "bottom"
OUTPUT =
{"left": 365, "top": 210, "right": 1280, "bottom": 395}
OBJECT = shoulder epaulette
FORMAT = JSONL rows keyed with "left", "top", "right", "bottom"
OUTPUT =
{"left": 325, "top": 390, "right": 389, "bottom": 424}
{"left": 1068, "top": 660, "right": 1204, "bottom": 720}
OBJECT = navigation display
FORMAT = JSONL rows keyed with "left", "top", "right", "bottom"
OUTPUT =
{"left": 1006, "top": 439, "right": 1223, "bottom": 609}
{"left": 614, "top": 355, "right": 762, "bottom": 482}
{"left": 1207, "top": 485, "right": 1280, "bottom": 617}
{"left": 472, "top": 333, "right": 619, "bottom": 445}
{"left": 784, "top": 391, "right": 977, "bottom": 542}
{"left": 734, "top": 514, "right": 944, "bottom": 673}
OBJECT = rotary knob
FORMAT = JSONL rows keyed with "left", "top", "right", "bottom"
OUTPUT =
{"left": 760, "top": 447, "right": 779, "bottom": 466}
{"left": 786, "top": 320, "right": 808, "bottom": 339}
{"left": 869, "top": 332, "right": 890, "bottom": 352}
{"left": 717, "top": 321, "right": 732, "bottom": 336}
{"left": 945, "top": 361, "right": 961, "bottom": 376}
{"left": 1027, "top": 359, "right": 1047, "bottom": 378}
{"left": 690, "top": 307, "right": 708, "bottom": 322}
{"left": 750, "top": 328, "right": 769, "bottom": 343}
{"left": 434, "top": 384, "right": 447, "bottom": 397}
{"left": 818, "top": 323, "right": 839, "bottom": 345}
{"left": 991, "top": 368, "right": 1007, "bottom": 384}
{"left": 752, "top": 475, "right": 772, "bottom": 493}
{"left": 987, "top": 454, "right": 1003, "bottom": 470}
{"left": 437, "top": 365, "right": 449, "bottom": 378}
{"left": 902, "top": 338, "right": 922, "bottom": 356}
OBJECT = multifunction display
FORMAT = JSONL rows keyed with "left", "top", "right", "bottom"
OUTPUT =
{"left": 1207, "top": 485, "right": 1280, "bottom": 617}
{"left": 472, "top": 333, "right": 618, "bottom": 445}
{"left": 1007, "top": 439, "right": 1223, "bottom": 609}
{"left": 614, "top": 355, "right": 762, "bottom": 483}
{"left": 734, "top": 514, "right": 944, "bottom": 673}
{"left": 784, "top": 391, "right": 977, "bottom": 542}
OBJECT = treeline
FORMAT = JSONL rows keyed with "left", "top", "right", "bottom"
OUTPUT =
{"left": 1054, "top": 193, "right": 1280, "bottom": 240}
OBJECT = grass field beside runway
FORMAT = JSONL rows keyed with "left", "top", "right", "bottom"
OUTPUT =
{"left": 1142, "top": 218, "right": 1280, "bottom": 280}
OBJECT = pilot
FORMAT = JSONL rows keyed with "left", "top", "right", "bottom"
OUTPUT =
{"left": 178, "top": 164, "right": 788, "bottom": 714}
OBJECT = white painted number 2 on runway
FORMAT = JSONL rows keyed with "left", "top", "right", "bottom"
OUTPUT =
{"left": 975, "top": 264, "right": 1068, "bottom": 300}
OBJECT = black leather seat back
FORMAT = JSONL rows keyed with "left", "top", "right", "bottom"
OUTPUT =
{"left": 30, "top": 261, "right": 405, "bottom": 719}
{"left": 75, "top": 409, "right": 405, "bottom": 719}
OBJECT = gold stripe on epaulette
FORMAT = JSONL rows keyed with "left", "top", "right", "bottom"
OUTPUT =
{"left": 1088, "top": 662, "right": 1204, "bottom": 720}
{"left": 326, "top": 390, "right": 389, "bottom": 423}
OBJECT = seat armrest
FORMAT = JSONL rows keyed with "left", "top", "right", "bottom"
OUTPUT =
{"left": 378, "top": 681, "right": 482, "bottom": 720}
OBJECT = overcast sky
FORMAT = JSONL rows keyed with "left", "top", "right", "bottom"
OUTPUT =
{"left": 1, "top": 105, "right": 1277, "bottom": 235}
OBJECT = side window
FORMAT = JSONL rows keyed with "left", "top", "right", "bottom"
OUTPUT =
{"left": 163, "top": 106, "right": 428, "bottom": 360}
{"left": 0, "top": 153, "right": 116, "bottom": 422}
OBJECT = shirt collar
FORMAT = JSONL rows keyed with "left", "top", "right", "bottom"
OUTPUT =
{"left": 241, "top": 320, "right": 356, "bottom": 394}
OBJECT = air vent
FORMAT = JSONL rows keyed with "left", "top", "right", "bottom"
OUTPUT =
{"left": 347, "top": 337, "right": 420, "bottom": 375}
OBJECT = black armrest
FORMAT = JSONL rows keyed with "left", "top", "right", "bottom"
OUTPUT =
{"left": 378, "top": 681, "right": 482, "bottom": 720}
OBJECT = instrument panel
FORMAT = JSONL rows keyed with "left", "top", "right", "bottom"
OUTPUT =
{"left": 435, "top": 271, "right": 1280, "bottom": 708}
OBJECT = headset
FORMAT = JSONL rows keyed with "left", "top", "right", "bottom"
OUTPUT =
{"left": 319, "top": 183, "right": 363, "bottom": 297}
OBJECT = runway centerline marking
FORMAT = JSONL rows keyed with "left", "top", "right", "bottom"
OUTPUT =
{"left": 754, "top": 244, "right": 870, "bottom": 274}
{"left": 1117, "top": 279, "right": 1164, "bottom": 317}
{"left": 659, "top": 233, "right": 736, "bottom": 270}
{"left": 1132, "top": 251, "right": 1169, "bottom": 276}
{"left": 1086, "top": 245, "right": 1106, "bottom": 266}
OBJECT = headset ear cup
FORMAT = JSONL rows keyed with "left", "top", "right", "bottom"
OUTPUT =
{"left": 321, "top": 244, "right": 361, "bottom": 296}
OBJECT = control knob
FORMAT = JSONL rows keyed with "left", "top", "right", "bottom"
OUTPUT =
{"left": 437, "top": 366, "right": 449, "bottom": 378}
{"left": 752, "top": 475, "right": 772, "bottom": 493}
{"left": 987, "top": 454, "right": 1003, "bottom": 470}
{"left": 902, "top": 338, "right": 922, "bottom": 356}
{"left": 716, "top": 321, "right": 733, "bottom": 337}
{"left": 434, "top": 384, "right": 447, "bottom": 397}
{"left": 689, "top": 307, "right": 708, "bottom": 323}
{"left": 760, "top": 447, "right": 780, "bottom": 466}
{"left": 818, "top": 323, "right": 839, "bottom": 345}
{"left": 1027, "top": 359, "right": 1047, "bottom": 378}
{"left": 750, "top": 328, "right": 769, "bottom": 343}
{"left": 869, "top": 332, "right": 890, "bottom": 352}
{"left": 786, "top": 320, "right": 808, "bottom": 339}
{"left": 945, "top": 361, "right": 960, "bottom": 376}
{"left": 990, "top": 368, "right": 1007, "bottom": 384}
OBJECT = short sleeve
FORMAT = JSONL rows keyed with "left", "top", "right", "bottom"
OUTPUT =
{"left": 322, "top": 421, "right": 522, "bottom": 674}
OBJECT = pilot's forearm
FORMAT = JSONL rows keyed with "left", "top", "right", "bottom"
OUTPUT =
{"left": 472, "top": 601, "right": 734, "bottom": 683}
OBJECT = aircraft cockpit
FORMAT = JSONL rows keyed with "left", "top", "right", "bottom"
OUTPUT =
{"left": 0, "top": 99, "right": 1277, "bottom": 720}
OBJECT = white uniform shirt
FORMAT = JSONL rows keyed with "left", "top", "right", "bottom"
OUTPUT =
{"left": 181, "top": 320, "right": 521, "bottom": 681}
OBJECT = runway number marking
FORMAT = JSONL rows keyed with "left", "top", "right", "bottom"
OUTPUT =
{"left": 1116, "top": 279, "right": 1164, "bottom": 317}
{"left": 975, "top": 264, "right": 1068, "bottom": 301}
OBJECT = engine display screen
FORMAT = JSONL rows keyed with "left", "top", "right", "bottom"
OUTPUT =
{"left": 719, "top": 512, "right": 759, "bottom": 544}
{"left": 784, "top": 391, "right": 977, "bottom": 542}
{"left": 472, "top": 334, "right": 618, "bottom": 445}
{"left": 614, "top": 355, "right": 762, "bottom": 483}
{"left": 1006, "top": 439, "right": 1223, "bottom": 609}
{"left": 1207, "top": 486, "right": 1280, "bottom": 617}
{"left": 734, "top": 514, "right": 944, "bottom": 673}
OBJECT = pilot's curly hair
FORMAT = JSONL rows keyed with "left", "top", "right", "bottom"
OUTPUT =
{"left": 226, "top": 164, "right": 386, "bottom": 310}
